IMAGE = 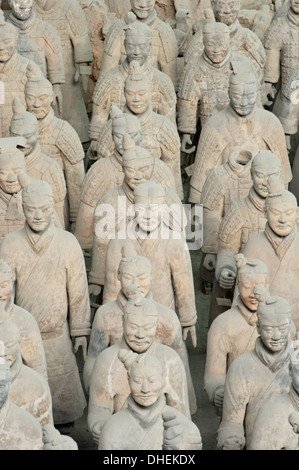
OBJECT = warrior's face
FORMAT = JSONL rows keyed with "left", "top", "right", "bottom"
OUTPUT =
{"left": 251, "top": 164, "right": 281, "bottom": 199}
{"left": 123, "top": 313, "right": 157, "bottom": 353}
{"left": 0, "top": 156, "right": 25, "bottom": 194}
{"left": 266, "top": 194, "right": 297, "bottom": 237}
{"left": 23, "top": 193, "right": 54, "bottom": 233}
{"left": 238, "top": 273, "right": 268, "bottom": 312}
{"left": 0, "top": 272, "right": 13, "bottom": 309}
{"left": 257, "top": 312, "right": 290, "bottom": 353}
{"left": 212, "top": 0, "right": 240, "bottom": 25}
{"left": 10, "top": 124, "right": 38, "bottom": 157}
{"left": 125, "top": 79, "right": 151, "bottom": 115}
{"left": 129, "top": 361, "right": 163, "bottom": 407}
{"left": 119, "top": 263, "right": 152, "bottom": 298}
{"left": 125, "top": 35, "right": 151, "bottom": 66}
{"left": 135, "top": 202, "right": 163, "bottom": 233}
{"left": 0, "top": 28, "right": 18, "bottom": 62}
{"left": 123, "top": 157, "right": 153, "bottom": 190}
{"left": 112, "top": 120, "right": 142, "bottom": 155}
{"left": 291, "top": 0, "right": 299, "bottom": 15}
{"left": 229, "top": 81, "right": 257, "bottom": 117}
{"left": 10, "top": 0, "right": 33, "bottom": 20}
{"left": 25, "top": 87, "right": 53, "bottom": 120}
{"left": 130, "top": 0, "right": 155, "bottom": 19}
{"left": 204, "top": 32, "right": 229, "bottom": 64}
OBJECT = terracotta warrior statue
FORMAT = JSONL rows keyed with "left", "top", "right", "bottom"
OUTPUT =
{"left": 96, "top": 61, "right": 183, "bottom": 199}
{"left": 101, "top": 0, "right": 131, "bottom": 18}
{"left": 184, "top": 0, "right": 266, "bottom": 103}
{"left": 83, "top": 243, "right": 197, "bottom": 415}
{"left": 79, "top": 0, "right": 109, "bottom": 116}
{"left": 242, "top": 186, "right": 299, "bottom": 331}
{"left": 75, "top": 109, "right": 142, "bottom": 251}
{"left": 204, "top": 255, "right": 270, "bottom": 415}
{"left": 0, "top": 10, "right": 44, "bottom": 137}
{"left": 9, "top": 97, "right": 66, "bottom": 229}
{"left": 0, "top": 358, "right": 44, "bottom": 450}
{"left": 0, "top": 258, "right": 47, "bottom": 379}
{"left": 0, "top": 137, "right": 27, "bottom": 240}
{"left": 101, "top": 180, "right": 197, "bottom": 347}
{"left": 263, "top": 0, "right": 299, "bottom": 113}
{"left": 215, "top": 150, "right": 283, "bottom": 295}
{"left": 7, "top": 0, "right": 65, "bottom": 113}
{"left": 25, "top": 68, "right": 86, "bottom": 231}
{"left": 88, "top": 134, "right": 180, "bottom": 294}
{"left": 188, "top": 70, "right": 292, "bottom": 203}
{"left": 33, "top": 0, "right": 93, "bottom": 144}
{"left": 0, "top": 177, "right": 91, "bottom": 427}
{"left": 88, "top": 13, "right": 176, "bottom": 157}
{"left": 100, "top": 1, "right": 179, "bottom": 89}
{"left": 217, "top": 291, "right": 292, "bottom": 450}
{"left": 178, "top": 9, "right": 258, "bottom": 149}
{"left": 0, "top": 338, "right": 78, "bottom": 450}
{"left": 0, "top": 319, "right": 53, "bottom": 427}
{"left": 201, "top": 149, "right": 254, "bottom": 273}
{"left": 88, "top": 295, "right": 190, "bottom": 443}
{"left": 249, "top": 344, "right": 299, "bottom": 450}
{"left": 98, "top": 351, "right": 202, "bottom": 450}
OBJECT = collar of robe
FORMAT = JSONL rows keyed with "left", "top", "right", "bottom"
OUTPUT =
{"left": 127, "top": 393, "right": 166, "bottom": 429}
{"left": 10, "top": 352, "right": 23, "bottom": 383}
{"left": 227, "top": 19, "right": 240, "bottom": 38}
{"left": 287, "top": 7, "right": 299, "bottom": 27}
{"left": 9, "top": 11, "right": 36, "bottom": 31}
{"left": 0, "top": 187, "right": 24, "bottom": 221}
{"left": 25, "top": 143, "right": 42, "bottom": 168}
{"left": 227, "top": 149, "right": 253, "bottom": 178}
{"left": 38, "top": 108, "right": 55, "bottom": 135}
{"left": 24, "top": 219, "right": 55, "bottom": 255}
{"left": 0, "top": 50, "right": 18, "bottom": 75}
{"left": 254, "top": 336, "right": 291, "bottom": 374}
{"left": 248, "top": 186, "right": 266, "bottom": 213}
{"left": 264, "top": 222, "right": 297, "bottom": 260}
{"left": 237, "top": 295, "right": 257, "bottom": 326}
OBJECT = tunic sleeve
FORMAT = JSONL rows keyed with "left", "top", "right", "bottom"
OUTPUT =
{"left": 66, "top": 234, "right": 91, "bottom": 337}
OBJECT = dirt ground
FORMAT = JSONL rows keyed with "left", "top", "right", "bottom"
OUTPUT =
{"left": 68, "top": 248, "right": 220, "bottom": 451}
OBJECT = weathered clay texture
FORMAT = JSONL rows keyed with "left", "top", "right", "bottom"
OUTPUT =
{"left": 33, "top": 0, "right": 93, "bottom": 143}
{"left": 88, "top": 14, "right": 176, "bottom": 153}
{"left": 188, "top": 71, "right": 292, "bottom": 203}
{"left": 25, "top": 70, "right": 86, "bottom": 230}
{"left": 87, "top": 295, "right": 190, "bottom": 443}
{"left": 0, "top": 177, "right": 91, "bottom": 425}
{"left": 217, "top": 292, "right": 293, "bottom": 449}
{"left": 98, "top": 352, "right": 202, "bottom": 450}
{"left": 100, "top": 6, "right": 179, "bottom": 89}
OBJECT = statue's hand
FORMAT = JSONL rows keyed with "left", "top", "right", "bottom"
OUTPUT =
{"left": 52, "top": 84, "right": 63, "bottom": 115}
{"left": 222, "top": 435, "right": 245, "bottom": 450}
{"left": 203, "top": 253, "right": 216, "bottom": 272}
{"left": 213, "top": 385, "right": 225, "bottom": 410}
{"left": 73, "top": 336, "right": 87, "bottom": 361}
{"left": 265, "top": 82, "right": 277, "bottom": 102}
{"left": 183, "top": 325, "right": 197, "bottom": 348}
{"left": 219, "top": 268, "right": 236, "bottom": 289}
{"left": 181, "top": 134, "right": 196, "bottom": 154}
{"left": 88, "top": 284, "right": 102, "bottom": 297}
{"left": 87, "top": 140, "right": 98, "bottom": 160}
{"left": 162, "top": 408, "right": 184, "bottom": 450}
